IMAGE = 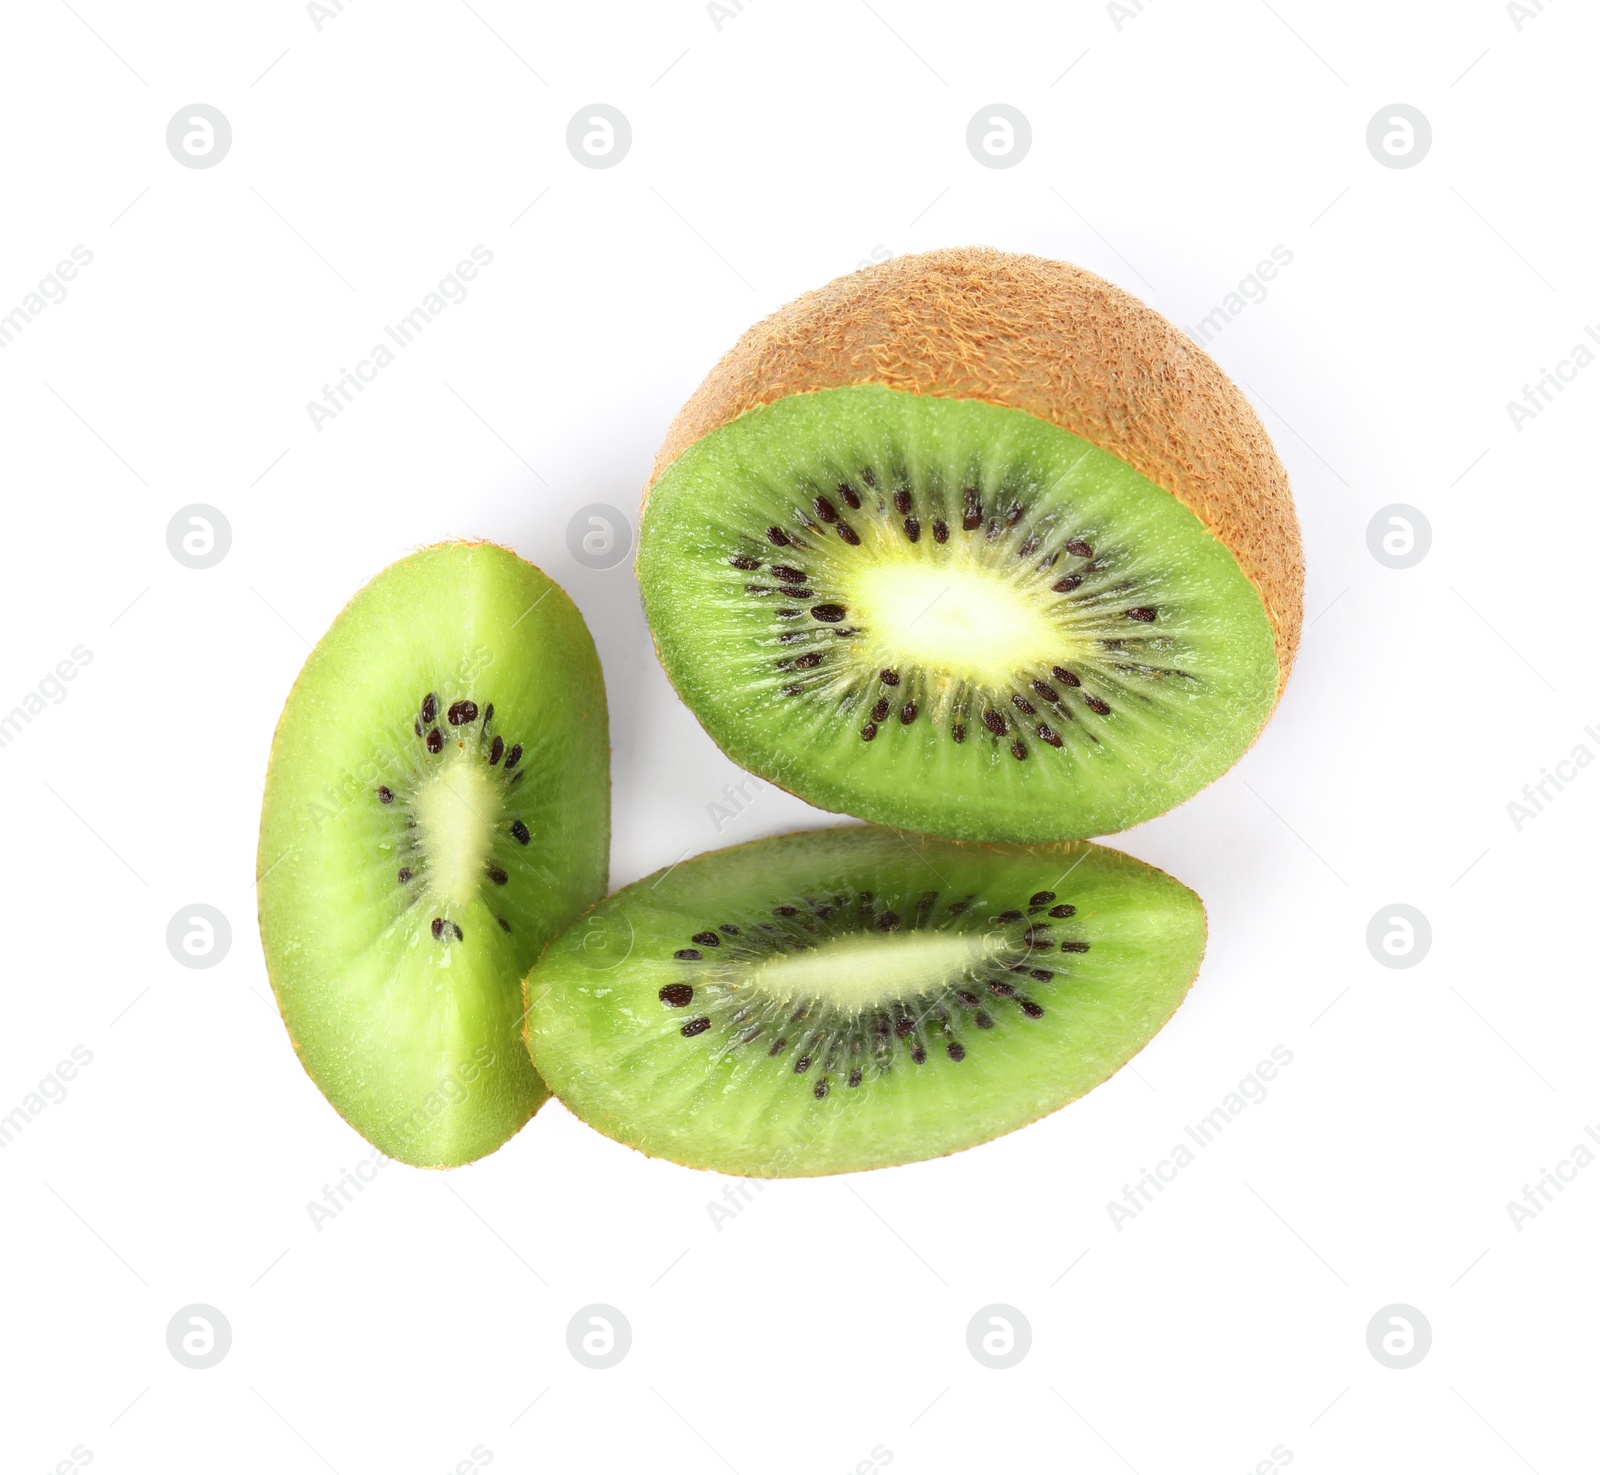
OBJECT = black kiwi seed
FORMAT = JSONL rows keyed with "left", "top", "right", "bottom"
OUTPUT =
{"left": 1052, "top": 576, "right": 1083, "bottom": 594}
{"left": 1038, "top": 724, "right": 1063, "bottom": 747}
{"left": 793, "top": 1055, "right": 811, "bottom": 1074}
{"left": 900, "top": 702, "right": 917, "bottom": 724}
{"left": 871, "top": 698, "right": 890, "bottom": 722}
{"left": 793, "top": 652, "right": 824, "bottom": 670}
{"left": 932, "top": 519, "right": 949, "bottom": 543}
{"left": 397, "top": 867, "right": 413, "bottom": 883}
{"left": 510, "top": 819, "right": 530, "bottom": 844}
{"left": 836, "top": 523, "right": 861, "bottom": 546}
{"left": 838, "top": 483, "right": 862, "bottom": 510}
{"left": 1032, "top": 681, "right": 1059, "bottom": 703}
{"left": 814, "top": 1079, "right": 829, "bottom": 1099}
{"left": 377, "top": 785, "right": 394, "bottom": 803}
{"left": 498, "top": 917, "right": 512, "bottom": 933}
{"left": 1011, "top": 694, "right": 1036, "bottom": 715}
{"left": 1049, "top": 904, "right": 1077, "bottom": 918}
{"left": 773, "top": 904, "right": 798, "bottom": 917}
{"left": 861, "top": 467, "right": 877, "bottom": 487}
{"left": 975, "top": 1011, "right": 993, "bottom": 1029}
{"left": 448, "top": 700, "right": 478, "bottom": 726}
{"left": 719, "top": 924, "right": 740, "bottom": 936}
{"left": 1030, "top": 969, "right": 1054, "bottom": 982}
{"left": 1030, "top": 890, "right": 1056, "bottom": 906}
{"left": 952, "top": 722, "right": 966, "bottom": 743}
{"left": 1127, "top": 607, "right": 1158, "bottom": 622}
{"left": 812, "top": 496, "right": 838, "bottom": 523}
{"left": 421, "top": 693, "right": 438, "bottom": 723}
{"left": 1020, "top": 1000, "right": 1045, "bottom": 1019}
{"left": 489, "top": 736, "right": 504, "bottom": 765}
{"left": 482, "top": 703, "right": 493, "bottom": 727}
{"left": 682, "top": 1017, "right": 711, "bottom": 1037}
{"left": 431, "top": 918, "right": 463, "bottom": 942}
{"left": 947, "top": 1042, "right": 966, "bottom": 1062}
{"left": 426, "top": 728, "right": 444, "bottom": 754}
{"left": 962, "top": 491, "right": 982, "bottom": 530}
{"left": 1004, "top": 503, "right": 1024, "bottom": 527}
{"left": 504, "top": 743, "right": 523, "bottom": 769}
{"left": 880, "top": 669, "right": 901, "bottom": 686}
{"left": 982, "top": 709, "right": 1007, "bottom": 735}
{"left": 860, "top": 722, "right": 878, "bottom": 741}
{"left": 877, "top": 911, "right": 901, "bottom": 931}
{"left": 997, "top": 910, "right": 1024, "bottom": 923}
{"left": 768, "top": 1036, "right": 788, "bottom": 1056}
{"left": 848, "top": 1068, "right": 863, "bottom": 1088}
{"left": 773, "top": 565, "right": 807, "bottom": 582}
{"left": 767, "top": 526, "right": 791, "bottom": 546}
{"left": 1061, "top": 940, "right": 1091, "bottom": 953}
{"left": 911, "top": 1044, "right": 927, "bottom": 1064}
{"left": 1011, "top": 740, "right": 1028, "bottom": 760}
{"left": 893, "top": 489, "right": 912, "bottom": 515}
{"left": 1085, "top": 694, "right": 1112, "bottom": 716}
{"left": 989, "top": 980, "right": 1015, "bottom": 997}
{"left": 1051, "top": 667, "right": 1081, "bottom": 687}
{"left": 894, "top": 1017, "right": 915, "bottom": 1039}
{"left": 659, "top": 983, "right": 694, "bottom": 1007}
{"left": 903, "top": 517, "right": 920, "bottom": 542}
{"left": 729, "top": 554, "right": 761, "bottom": 570}
{"left": 673, "top": 948, "right": 703, "bottom": 961}
{"left": 811, "top": 603, "right": 847, "bottom": 623}
{"left": 691, "top": 931, "right": 720, "bottom": 947}
{"left": 486, "top": 865, "right": 508, "bottom": 886}
{"left": 1066, "top": 539, "right": 1093, "bottom": 558}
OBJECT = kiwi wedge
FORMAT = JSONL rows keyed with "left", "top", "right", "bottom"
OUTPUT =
{"left": 638, "top": 248, "right": 1302, "bottom": 841}
{"left": 258, "top": 541, "right": 609, "bottom": 1167}
{"left": 524, "top": 826, "right": 1204, "bottom": 1176}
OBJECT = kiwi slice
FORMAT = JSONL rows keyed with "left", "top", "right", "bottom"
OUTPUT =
{"left": 638, "top": 248, "right": 1302, "bottom": 841}
{"left": 524, "top": 826, "right": 1204, "bottom": 1176}
{"left": 258, "top": 541, "right": 609, "bottom": 1167}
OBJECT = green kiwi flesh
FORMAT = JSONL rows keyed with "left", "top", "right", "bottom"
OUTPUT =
{"left": 524, "top": 826, "right": 1204, "bottom": 1176}
{"left": 257, "top": 542, "right": 609, "bottom": 1167}
{"left": 638, "top": 385, "right": 1279, "bottom": 841}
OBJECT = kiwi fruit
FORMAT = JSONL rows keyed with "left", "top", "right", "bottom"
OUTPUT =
{"left": 257, "top": 541, "right": 609, "bottom": 1167}
{"left": 637, "top": 247, "right": 1302, "bottom": 841}
{"left": 523, "top": 825, "right": 1204, "bottom": 1176}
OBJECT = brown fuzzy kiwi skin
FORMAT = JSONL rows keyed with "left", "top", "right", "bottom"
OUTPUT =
{"left": 643, "top": 246, "right": 1303, "bottom": 692}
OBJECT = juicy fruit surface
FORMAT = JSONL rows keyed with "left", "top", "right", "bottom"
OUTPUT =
{"left": 258, "top": 542, "right": 609, "bottom": 1167}
{"left": 639, "top": 384, "right": 1279, "bottom": 841}
{"left": 524, "top": 826, "right": 1205, "bottom": 1176}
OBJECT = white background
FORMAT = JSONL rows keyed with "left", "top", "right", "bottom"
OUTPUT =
{"left": 2, "top": 2, "right": 1596, "bottom": 1471}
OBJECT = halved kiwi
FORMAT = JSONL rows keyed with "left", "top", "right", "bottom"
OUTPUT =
{"left": 257, "top": 541, "right": 609, "bottom": 1167}
{"left": 523, "top": 826, "right": 1204, "bottom": 1176}
{"left": 638, "top": 248, "right": 1302, "bottom": 841}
